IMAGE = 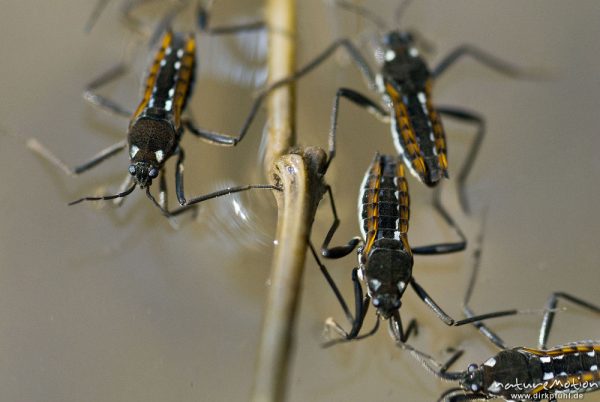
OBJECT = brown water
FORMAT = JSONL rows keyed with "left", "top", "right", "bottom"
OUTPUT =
{"left": 0, "top": 1, "right": 599, "bottom": 401}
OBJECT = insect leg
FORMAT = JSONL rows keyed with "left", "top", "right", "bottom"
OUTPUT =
{"left": 27, "top": 138, "right": 127, "bottom": 176}
{"left": 183, "top": 44, "right": 382, "bottom": 147}
{"left": 113, "top": 173, "right": 134, "bottom": 206}
{"left": 538, "top": 292, "right": 600, "bottom": 349}
{"left": 158, "top": 168, "right": 169, "bottom": 210}
{"left": 324, "top": 87, "right": 388, "bottom": 172}
{"left": 432, "top": 44, "right": 533, "bottom": 79}
{"left": 320, "top": 186, "right": 362, "bottom": 259}
{"left": 183, "top": 84, "right": 269, "bottom": 146}
{"left": 411, "top": 278, "right": 518, "bottom": 330}
{"left": 322, "top": 268, "right": 371, "bottom": 346}
{"left": 389, "top": 311, "right": 418, "bottom": 343}
{"left": 174, "top": 147, "right": 186, "bottom": 205}
{"left": 460, "top": 214, "right": 508, "bottom": 350}
{"left": 437, "top": 106, "right": 485, "bottom": 215}
{"left": 411, "top": 186, "right": 466, "bottom": 255}
{"left": 83, "top": 63, "right": 134, "bottom": 118}
{"left": 262, "top": 37, "right": 377, "bottom": 94}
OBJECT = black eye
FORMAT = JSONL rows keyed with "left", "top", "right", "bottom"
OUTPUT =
{"left": 128, "top": 165, "right": 136, "bottom": 175}
{"left": 468, "top": 364, "right": 478, "bottom": 373}
{"left": 149, "top": 168, "right": 159, "bottom": 178}
{"left": 372, "top": 298, "right": 380, "bottom": 307}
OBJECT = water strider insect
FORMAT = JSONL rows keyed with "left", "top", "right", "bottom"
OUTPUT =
{"left": 402, "top": 227, "right": 600, "bottom": 401}
{"left": 309, "top": 153, "right": 519, "bottom": 346}
{"left": 266, "top": 0, "right": 536, "bottom": 213}
{"left": 29, "top": 14, "right": 278, "bottom": 217}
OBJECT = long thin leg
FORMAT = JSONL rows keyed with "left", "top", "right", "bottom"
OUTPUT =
{"left": 113, "top": 173, "right": 134, "bottom": 206}
{"left": 320, "top": 185, "right": 362, "bottom": 259}
{"left": 438, "top": 106, "right": 485, "bottom": 215}
{"left": 27, "top": 138, "right": 127, "bottom": 176}
{"left": 183, "top": 88, "right": 267, "bottom": 146}
{"left": 69, "top": 183, "right": 137, "bottom": 205}
{"left": 83, "top": 63, "right": 134, "bottom": 118}
{"left": 84, "top": 0, "right": 112, "bottom": 32}
{"left": 183, "top": 43, "right": 381, "bottom": 148}
{"left": 196, "top": 1, "right": 265, "bottom": 35}
{"left": 432, "top": 44, "right": 535, "bottom": 79}
{"left": 538, "top": 292, "right": 600, "bottom": 349}
{"left": 411, "top": 186, "right": 466, "bottom": 255}
{"left": 262, "top": 37, "right": 377, "bottom": 94}
{"left": 183, "top": 184, "right": 278, "bottom": 206}
{"left": 174, "top": 147, "right": 186, "bottom": 205}
{"left": 461, "top": 213, "right": 508, "bottom": 350}
{"left": 309, "top": 242, "right": 353, "bottom": 324}
{"left": 325, "top": 87, "right": 389, "bottom": 172}
{"left": 322, "top": 268, "right": 371, "bottom": 345}
{"left": 389, "top": 311, "right": 418, "bottom": 343}
{"left": 158, "top": 169, "right": 169, "bottom": 210}
{"left": 411, "top": 278, "right": 519, "bottom": 328}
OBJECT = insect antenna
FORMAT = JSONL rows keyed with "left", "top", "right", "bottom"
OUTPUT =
{"left": 333, "top": 0, "right": 389, "bottom": 33}
{"left": 393, "top": 0, "right": 413, "bottom": 29}
{"left": 68, "top": 183, "right": 137, "bottom": 205}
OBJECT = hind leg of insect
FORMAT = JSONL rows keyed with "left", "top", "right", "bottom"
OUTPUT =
{"left": 538, "top": 292, "right": 600, "bottom": 349}
{"left": 437, "top": 106, "right": 485, "bottom": 215}
{"left": 411, "top": 186, "right": 467, "bottom": 255}
{"left": 324, "top": 87, "right": 389, "bottom": 172}
{"left": 432, "top": 44, "right": 534, "bottom": 79}
{"left": 83, "top": 63, "right": 134, "bottom": 118}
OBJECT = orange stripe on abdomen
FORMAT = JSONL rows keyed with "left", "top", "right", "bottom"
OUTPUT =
{"left": 132, "top": 31, "right": 173, "bottom": 121}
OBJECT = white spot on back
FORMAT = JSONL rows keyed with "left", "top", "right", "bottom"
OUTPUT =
{"left": 176, "top": 48, "right": 184, "bottom": 58}
{"left": 174, "top": 61, "right": 181, "bottom": 70}
{"left": 130, "top": 145, "right": 140, "bottom": 158}
{"left": 165, "top": 47, "right": 172, "bottom": 56}
{"left": 155, "top": 150, "right": 164, "bottom": 163}
{"left": 409, "top": 47, "right": 419, "bottom": 57}
{"left": 540, "top": 356, "right": 552, "bottom": 363}
{"left": 591, "top": 365, "right": 598, "bottom": 371}
{"left": 164, "top": 100, "right": 173, "bottom": 111}
{"left": 543, "top": 372, "right": 555, "bottom": 380}
{"left": 487, "top": 381, "right": 501, "bottom": 393}
{"left": 370, "top": 279, "right": 382, "bottom": 291}
{"left": 417, "top": 92, "right": 427, "bottom": 104}
{"left": 588, "top": 351, "right": 596, "bottom": 357}
{"left": 397, "top": 281, "right": 406, "bottom": 292}
{"left": 484, "top": 357, "right": 497, "bottom": 367}
{"left": 385, "top": 50, "right": 396, "bottom": 61}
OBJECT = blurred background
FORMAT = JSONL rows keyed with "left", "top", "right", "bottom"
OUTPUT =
{"left": 0, "top": 0, "right": 599, "bottom": 401}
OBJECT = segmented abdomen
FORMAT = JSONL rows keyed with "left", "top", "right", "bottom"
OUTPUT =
{"left": 358, "top": 154, "right": 410, "bottom": 255}
{"left": 523, "top": 342, "right": 600, "bottom": 395}
{"left": 132, "top": 30, "right": 196, "bottom": 129}
{"left": 387, "top": 79, "right": 448, "bottom": 186}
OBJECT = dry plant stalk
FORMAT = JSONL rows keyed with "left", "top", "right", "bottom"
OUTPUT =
{"left": 251, "top": 0, "right": 328, "bottom": 401}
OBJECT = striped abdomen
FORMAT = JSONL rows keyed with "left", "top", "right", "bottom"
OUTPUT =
{"left": 386, "top": 79, "right": 447, "bottom": 186}
{"left": 524, "top": 342, "right": 600, "bottom": 396}
{"left": 132, "top": 30, "right": 196, "bottom": 130}
{"left": 359, "top": 154, "right": 410, "bottom": 256}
